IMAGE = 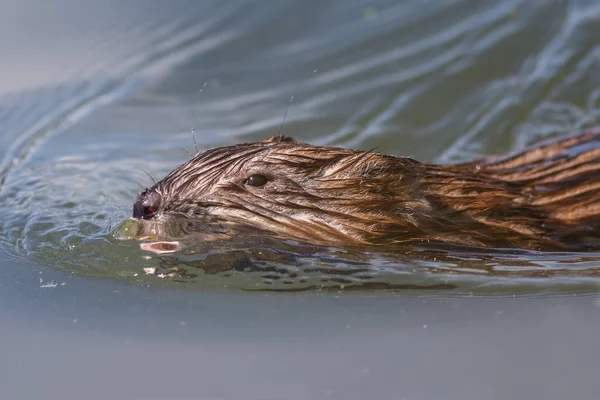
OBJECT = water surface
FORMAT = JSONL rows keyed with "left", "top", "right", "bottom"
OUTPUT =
{"left": 1, "top": 0, "right": 600, "bottom": 399}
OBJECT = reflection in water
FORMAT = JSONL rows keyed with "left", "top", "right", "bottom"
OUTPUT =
{"left": 117, "top": 217, "right": 600, "bottom": 293}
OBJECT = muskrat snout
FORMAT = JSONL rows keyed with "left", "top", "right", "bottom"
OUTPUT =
{"left": 133, "top": 190, "right": 162, "bottom": 219}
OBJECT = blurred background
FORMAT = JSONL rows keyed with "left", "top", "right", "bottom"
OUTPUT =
{"left": 1, "top": 1, "right": 600, "bottom": 399}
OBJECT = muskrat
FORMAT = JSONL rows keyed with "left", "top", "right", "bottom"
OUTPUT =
{"left": 133, "top": 128, "right": 600, "bottom": 252}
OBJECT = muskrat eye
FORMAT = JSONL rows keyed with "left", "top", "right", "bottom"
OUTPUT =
{"left": 244, "top": 174, "right": 269, "bottom": 187}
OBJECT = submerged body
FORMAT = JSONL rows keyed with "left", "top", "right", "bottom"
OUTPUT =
{"left": 133, "top": 128, "right": 600, "bottom": 251}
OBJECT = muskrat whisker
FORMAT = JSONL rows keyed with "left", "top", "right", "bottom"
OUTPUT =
{"left": 135, "top": 167, "right": 156, "bottom": 185}
{"left": 276, "top": 73, "right": 314, "bottom": 138}
{"left": 277, "top": 93, "right": 295, "bottom": 137}
{"left": 133, "top": 180, "right": 146, "bottom": 190}
{"left": 274, "top": 70, "right": 319, "bottom": 138}
{"left": 192, "top": 134, "right": 199, "bottom": 154}
{"left": 181, "top": 148, "right": 194, "bottom": 158}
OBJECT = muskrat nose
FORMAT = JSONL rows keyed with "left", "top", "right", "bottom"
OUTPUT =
{"left": 133, "top": 190, "right": 162, "bottom": 219}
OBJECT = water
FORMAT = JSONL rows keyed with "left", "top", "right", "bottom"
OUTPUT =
{"left": 1, "top": 0, "right": 600, "bottom": 399}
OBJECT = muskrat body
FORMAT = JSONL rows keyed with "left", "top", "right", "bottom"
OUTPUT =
{"left": 133, "top": 128, "right": 600, "bottom": 252}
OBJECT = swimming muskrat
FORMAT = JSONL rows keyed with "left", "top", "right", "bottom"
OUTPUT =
{"left": 133, "top": 128, "right": 600, "bottom": 252}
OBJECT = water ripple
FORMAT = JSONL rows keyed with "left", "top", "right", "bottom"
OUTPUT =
{"left": 1, "top": 0, "right": 600, "bottom": 293}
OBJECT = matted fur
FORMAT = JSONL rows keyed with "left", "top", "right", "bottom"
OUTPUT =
{"left": 133, "top": 128, "right": 600, "bottom": 251}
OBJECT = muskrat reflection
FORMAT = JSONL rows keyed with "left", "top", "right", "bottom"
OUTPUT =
{"left": 133, "top": 128, "right": 600, "bottom": 252}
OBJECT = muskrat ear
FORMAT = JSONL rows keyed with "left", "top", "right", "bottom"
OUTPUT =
{"left": 262, "top": 134, "right": 296, "bottom": 144}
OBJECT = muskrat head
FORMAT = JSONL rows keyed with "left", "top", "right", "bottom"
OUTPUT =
{"left": 132, "top": 135, "right": 425, "bottom": 245}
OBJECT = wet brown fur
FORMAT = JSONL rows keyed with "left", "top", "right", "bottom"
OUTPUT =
{"left": 133, "top": 128, "right": 600, "bottom": 251}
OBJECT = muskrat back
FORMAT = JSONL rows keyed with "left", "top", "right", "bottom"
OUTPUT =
{"left": 133, "top": 128, "right": 600, "bottom": 251}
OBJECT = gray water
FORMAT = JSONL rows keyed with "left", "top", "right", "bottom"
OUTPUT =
{"left": 2, "top": 1, "right": 600, "bottom": 399}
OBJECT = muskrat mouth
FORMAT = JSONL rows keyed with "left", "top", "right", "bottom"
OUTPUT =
{"left": 131, "top": 129, "right": 600, "bottom": 252}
